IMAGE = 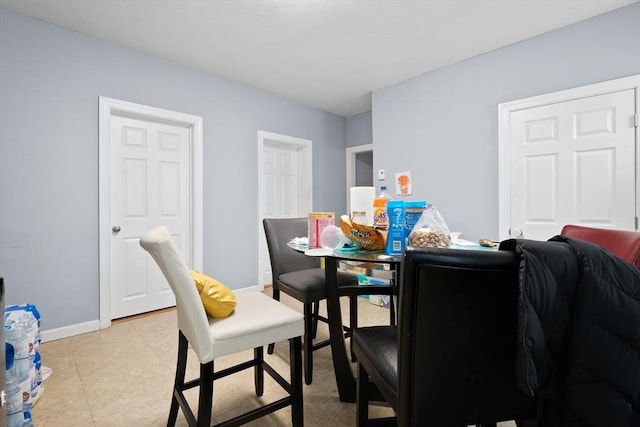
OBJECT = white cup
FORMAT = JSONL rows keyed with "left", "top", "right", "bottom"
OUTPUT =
{"left": 319, "top": 225, "right": 346, "bottom": 250}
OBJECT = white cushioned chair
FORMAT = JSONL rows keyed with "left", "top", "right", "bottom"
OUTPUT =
{"left": 140, "top": 225, "right": 305, "bottom": 427}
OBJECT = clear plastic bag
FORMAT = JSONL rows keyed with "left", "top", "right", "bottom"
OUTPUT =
{"left": 407, "top": 205, "right": 452, "bottom": 248}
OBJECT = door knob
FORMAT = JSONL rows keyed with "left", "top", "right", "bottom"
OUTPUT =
{"left": 112, "top": 226, "right": 121, "bottom": 233}
{"left": 511, "top": 228, "right": 523, "bottom": 237}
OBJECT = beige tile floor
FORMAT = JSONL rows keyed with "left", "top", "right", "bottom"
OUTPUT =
{"left": 31, "top": 291, "right": 518, "bottom": 427}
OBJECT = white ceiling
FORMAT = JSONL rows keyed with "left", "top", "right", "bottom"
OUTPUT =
{"left": 1, "top": 0, "right": 638, "bottom": 117}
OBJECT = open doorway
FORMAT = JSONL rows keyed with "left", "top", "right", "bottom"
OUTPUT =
{"left": 346, "top": 143, "right": 374, "bottom": 209}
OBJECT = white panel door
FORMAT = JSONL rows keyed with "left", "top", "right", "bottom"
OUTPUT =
{"left": 261, "top": 143, "right": 301, "bottom": 284}
{"left": 263, "top": 144, "right": 300, "bottom": 218}
{"left": 109, "top": 115, "right": 190, "bottom": 318}
{"left": 509, "top": 89, "right": 636, "bottom": 240}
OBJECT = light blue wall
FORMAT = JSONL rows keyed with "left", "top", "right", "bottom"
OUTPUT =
{"left": 372, "top": 3, "right": 640, "bottom": 241}
{"left": 0, "top": 8, "right": 347, "bottom": 331}
{"left": 346, "top": 111, "right": 374, "bottom": 185}
{"left": 345, "top": 111, "right": 372, "bottom": 147}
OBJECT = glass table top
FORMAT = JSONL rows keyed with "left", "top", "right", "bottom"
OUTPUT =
{"left": 287, "top": 240, "right": 497, "bottom": 264}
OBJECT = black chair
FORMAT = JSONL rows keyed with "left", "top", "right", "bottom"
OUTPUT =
{"left": 263, "top": 217, "right": 364, "bottom": 385}
{"left": 352, "top": 246, "right": 538, "bottom": 427}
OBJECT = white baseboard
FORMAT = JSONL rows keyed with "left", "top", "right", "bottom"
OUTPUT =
{"left": 234, "top": 284, "right": 264, "bottom": 294}
{"left": 39, "top": 285, "right": 264, "bottom": 343}
{"left": 40, "top": 319, "right": 101, "bottom": 343}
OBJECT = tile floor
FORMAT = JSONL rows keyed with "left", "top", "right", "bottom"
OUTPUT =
{"left": 30, "top": 290, "right": 518, "bottom": 426}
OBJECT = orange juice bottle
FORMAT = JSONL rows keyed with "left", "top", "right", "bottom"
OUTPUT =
{"left": 372, "top": 185, "right": 391, "bottom": 230}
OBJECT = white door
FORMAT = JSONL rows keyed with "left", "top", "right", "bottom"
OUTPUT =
{"left": 263, "top": 144, "right": 300, "bottom": 219}
{"left": 109, "top": 115, "right": 190, "bottom": 319}
{"left": 507, "top": 89, "right": 636, "bottom": 240}
{"left": 258, "top": 131, "right": 312, "bottom": 287}
{"left": 99, "top": 97, "right": 203, "bottom": 328}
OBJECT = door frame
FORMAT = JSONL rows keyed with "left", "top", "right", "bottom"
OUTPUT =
{"left": 346, "top": 143, "right": 373, "bottom": 209}
{"left": 498, "top": 74, "right": 640, "bottom": 241}
{"left": 98, "top": 96, "right": 203, "bottom": 329}
{"left": 257, "top": 130, "right": 312, "bottom": 288}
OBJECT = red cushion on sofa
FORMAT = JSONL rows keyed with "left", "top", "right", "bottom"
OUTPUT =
{"left": 561, "top": 225, "right": 640, "bottom": 269}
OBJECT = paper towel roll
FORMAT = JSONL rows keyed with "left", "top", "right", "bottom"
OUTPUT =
{"left": 349, "top": 186, "right": 375, "bottom": 225}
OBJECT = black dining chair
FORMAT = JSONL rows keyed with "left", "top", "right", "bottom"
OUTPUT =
{"left": 263, "top": 217, "right": 362, "bottom": 385}
{"left": 352, "top": 246, "right": 538, "bottom": 426}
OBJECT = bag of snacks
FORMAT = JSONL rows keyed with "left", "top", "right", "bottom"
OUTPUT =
{"left": 407, "top": 205, "right": 451, "bottom": 248}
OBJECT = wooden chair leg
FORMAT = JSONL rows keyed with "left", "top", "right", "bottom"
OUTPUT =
{"left": 356, "top": 361, "right": 369, "bottom": 427}
{"left": 350, "top": 296, "right": 358, "bottom": 362}
{"left": 303, "top": 303, "right": 314, "bottom": 385}
{"left": 168, "top": 332, "right": 188, "bottom": 427}
{"left": 268, "top": 288, "right": 281, "bottom": 355}
{"left": 290, "top": 336, "right": 303, "bottom": 427}
{"left": 254, "top": 346, "right": 264, "bottom": 396}
{"left": 197, "top": 361, "right": 214, "bottom": 427}
{"left": 311, "top": 301, "right": 320, "bottom": 338}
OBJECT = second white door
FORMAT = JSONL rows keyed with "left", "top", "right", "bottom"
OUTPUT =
{"left": 258, "top": 132, "right": 312, "bottom": 287}
{"left": 508, "top": 88, "right": 636, "bottom": 240}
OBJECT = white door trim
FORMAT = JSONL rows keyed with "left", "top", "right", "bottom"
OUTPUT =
{"left": 498, "top": 74, "right": 640, "bottom": 241}
{"left": 346, "top": 143, "right": 373, "bottom": 208}
{"left": 98, "top": 96, "right": 203, "bottom": 329}
{"left": 257, "top": 130, "right": 313, "bottom": 289}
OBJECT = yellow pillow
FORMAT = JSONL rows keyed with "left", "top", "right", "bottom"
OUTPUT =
{"left": 189, "top": 270, "right": 237, "bottom": 318}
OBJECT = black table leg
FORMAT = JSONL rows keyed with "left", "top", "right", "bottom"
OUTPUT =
{"left": 323, "top": 256, "right": 356, "bottom": 403}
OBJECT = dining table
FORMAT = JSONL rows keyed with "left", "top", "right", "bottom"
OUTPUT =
{"left": 287, "top": 241, "right": 402, "bottom": 403}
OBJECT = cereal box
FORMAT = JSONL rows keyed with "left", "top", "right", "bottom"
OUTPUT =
{"left": 308, "top": 212, "right": 335, "bottom": 248}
